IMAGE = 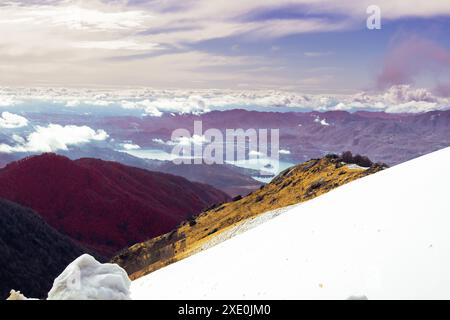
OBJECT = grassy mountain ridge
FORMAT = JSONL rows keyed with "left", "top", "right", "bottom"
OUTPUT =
{"left": 112, "top": 153, "right": 386, "bottom": 279}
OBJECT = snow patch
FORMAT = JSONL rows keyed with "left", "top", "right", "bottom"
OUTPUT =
{"left": 47, "top": 254, "right": 131, "bottom": 300}
{"left": 279, "top": 149, "right": 291, "bottom": 155}
{"left": 7, "top": 290, "right": 34, "bottom": 300}
{"left": 314, "top": 117, "right": 330, "bottom": 126}
{"left": 346, "top": 164, "right": 369, "bottom": 170}
{"left": 121, "top": 143, "right": 140, "bottom": 150}
{"left": 131, "top": 147, "right": 450, "bottom": 299}
{"left": 198, "top": 204, "right": 296, "bottom": 253}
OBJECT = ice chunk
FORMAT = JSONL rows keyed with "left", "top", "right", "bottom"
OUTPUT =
{"left": 48, "top": 254, "right": 131, "bottom": 300}
{"left": 7, "top": 290, "right": 30, "bottom": 300}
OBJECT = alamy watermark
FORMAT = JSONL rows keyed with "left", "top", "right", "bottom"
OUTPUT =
{"left": 169, "top": 121, "right": 280, "bottom": 176}
{"left": 367, "top": 5, "right": 381, "bottom": 30}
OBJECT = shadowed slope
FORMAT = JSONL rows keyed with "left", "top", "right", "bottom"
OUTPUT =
{"left": 0, "top": 199, "right": 87, "bottom": 299}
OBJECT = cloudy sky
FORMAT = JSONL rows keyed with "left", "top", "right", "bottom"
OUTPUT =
{"left": 1, "top": 0, "right": 450, "bottom": 94}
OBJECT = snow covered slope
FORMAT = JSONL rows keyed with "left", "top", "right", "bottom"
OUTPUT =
{"left": 131, "top": 147, "right": 450, "bottom": 300}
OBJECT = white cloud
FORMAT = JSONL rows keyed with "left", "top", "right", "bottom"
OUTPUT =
{"left": 121, "top": 143, "right": 140, "bottom": 150}
{"left": 152, "top": 138, "right": 167, "bottom": 145}
{"left": 83, "top": 99, "right": 113, "bottom": 107}
{"left": 0, "top": 112, "right": 28, "bottom": 128}
{"left": 383, "top": 85, "right": 437, "bottom": 104}
{"left": 121, "top": 97, "right": 207, "bottom": 116}
{"left": 176, "top": 135, "right": 207, "bottom": 146}
{"left": 2, "top": 85, "right": 449, "bottom": 115}
{"left": 279, "top": 149, "right": 291, "bottom": 155}
{"left": 140, "top": 102, "right": 164, "bottom": 117}
{"left": 1, "top": 3, "right": 151, "bottom": 32}
{"left": 0, "top": 124, "right": 109, "bottom": 153}
{"left": 1, "top": 1, "right": 450, "bottom": 88}
{"left": 121, "top": 100, "right": 162, "bottom": 116}
{"left": 350, "top": 0, "right": 450, "bottom": 19}
{"left": 384, "top": 101, "right": 441, "bottom": 113}
{"left": 12, "top": 134, "right": 25, "bottom": 144}
{"left": 153, "top": 135, "right": 207, "bottom": 146}
{"left": 0, "top": 95, "right": 19, "bottom": 107}
{"left": 249, "top": 150, "right": 265, "bottom": 157}
{"left": 314, "top": 117, "right": 330, "bottom": 126}
{"left": 65, "top": 100, "right": 81, "bottom": 107}
{"left": 73, "top": 40, "right": 160, "bottom": 51}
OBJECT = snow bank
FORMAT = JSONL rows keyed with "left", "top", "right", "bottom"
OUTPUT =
{"left": 131, "top": 147, "right": 450, "bottom": 299}
{"left": 48, "top": 254, "right": 131, "bottom": 300}
{"left": 7, "top": 290, "right": 31, "bottom": 300}
{"left": 346, "top": 164, "right": 369, "bottom": 170}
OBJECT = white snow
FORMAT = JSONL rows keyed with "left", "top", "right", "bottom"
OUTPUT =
{"left": 48, "top": 254, "right": 131, "bottom": 300}
{"left": 346, "top": 164, "right": 369, "bottom": 170}
{"left": 198, "top": 204, "right": 296, "bottom": 253}
{"left": 314, "top": 117, "right": 330, "bottom": 126}
{"left": 131, "top": 147, "right": 450, "bottom": 300}
{"left": 7, "top": 290, "right": 34, "bottom": 300}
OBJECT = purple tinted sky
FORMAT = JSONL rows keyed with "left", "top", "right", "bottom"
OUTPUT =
{"left": 1, "top": 0, "right": 450, "bottom": 94}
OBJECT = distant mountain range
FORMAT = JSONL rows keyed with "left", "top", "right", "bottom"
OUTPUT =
{"left": 157, "top": 162, "right": 262, "bottom": 197}
{"left": 19, "top": 109, "right": 450, "bottom": 166}
{"left": 0, "top": 146, "right": 263, "bottom": 197}
{"left": 58, "top": 147, "right": 264, "bottom": 197}
{"left": 0, "top": 154, "right": 230, "bottom": 257}
{"left": 1, "top": 109, "right": 449, "bottom": 198}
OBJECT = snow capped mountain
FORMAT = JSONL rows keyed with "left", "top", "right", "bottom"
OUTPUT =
{"left": 131, "top": 147, "right": 450, "bottom": 300}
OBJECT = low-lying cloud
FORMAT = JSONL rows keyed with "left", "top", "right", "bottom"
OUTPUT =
{"left": 0, "top": 124, "right": 109, "bottom": 153}
{"left": 0, "top": 112, "right": 28, "bottom": 129}
{"left": 153, "top": 135, "right": 207, "bottom": 146}
{"left": 2, "top": 85, "right": 449, "bottom": 116}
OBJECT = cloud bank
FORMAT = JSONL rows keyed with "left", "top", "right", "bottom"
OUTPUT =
{"left": 0, "top": 124, "right": 109, "bottom": 153}
{"left": 0, "top": 112, "right": 28, "bottom": 128}
{"left": 1, "top": 85, "right": 449, "bottom": 116}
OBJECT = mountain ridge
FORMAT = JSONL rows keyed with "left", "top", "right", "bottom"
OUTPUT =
{"left": 130, "top": 147, "right": 450, "bottom": 299}
{"left": 112, "top": 152, "right": 386, "bottom": 279}
{"left": 0, "top": 153, "right": 230, "bottom": 257}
